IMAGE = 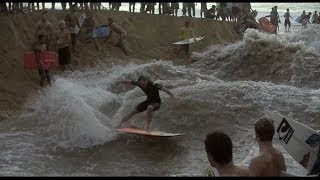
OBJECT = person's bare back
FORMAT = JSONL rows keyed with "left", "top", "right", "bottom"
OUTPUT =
{"left": 219, "top": 164, "right": 249, "bottom": 176}
{"left": 249, "top": 146, "right": 286, "bottom": 176}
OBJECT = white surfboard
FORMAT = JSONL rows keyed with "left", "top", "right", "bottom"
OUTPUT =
{"left": 74, "top": 13, "right": 86, "bottom": 36}
{"left": 173, "top": 36, "right": 205, "bottom": 45}
{"left": 295, "top": 16, "right": 302, "bottom": 23}
{"left": 265, "top": 111, "right": 320, "bottom": 173}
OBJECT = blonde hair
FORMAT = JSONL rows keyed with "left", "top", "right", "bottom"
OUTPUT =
{"left": 255, "top": 117, "right": 275, "bottom": 141}
{"left": 58, "top": 20, "right": 65, "bottom": 27}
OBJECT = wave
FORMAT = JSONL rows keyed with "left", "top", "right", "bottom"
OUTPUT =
{"left": 190, "top": 28, "right": 320, "bottom": 88}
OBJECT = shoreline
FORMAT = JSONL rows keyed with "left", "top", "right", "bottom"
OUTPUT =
{"left": 0, "top": 10, "right": 240, "bottom": 121}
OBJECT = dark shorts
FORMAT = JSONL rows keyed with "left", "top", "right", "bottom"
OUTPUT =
{"left": 181, "top": 44, "right": 189, "bottom": 54}
{"left": 58, "top": 46, "right": 71, "bottom": 65}
{"left": 135, "top": 101, "right": 161, "bottom": 112}
{"left": 284, "top": 19, "right": 291, "bottom": 27}
{"left": 38, "top": 69, "right": 49, "bottom": 78}
{"left": 71, "top": 33, "right": 77, "bottom": 45}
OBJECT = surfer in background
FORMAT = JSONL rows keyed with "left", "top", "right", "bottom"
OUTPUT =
{"left": 248, "top": 117, "right": 286, "bottom": 176}
{"left": 83, "top": 11, "right": 99, "bottom": 51}
{"left": 116, "top": 76, "right": 178, "bottom": 131}
{"left": 106, "top": 17, "right": 130, "bottom": 56}
{"left": 64, "top": 5, "right": 80, "bottom": 53}
{"left": 34, "top": 11, "right": 52, "bottom": 51}
{"left": 265, "top": 6, "right": 279, "bottom": 35}
{"left": 300, "top": 11, "right": 306, "bottom": 21}
{"left": 284, "top": 8, "right": 293, "bottom": 32}
{"left": 301, "top": 12, "right": 312, "bottom": 29}
{"left": 312, "top": 11, "right": 318, "bottom": 24}
{"left": 204, "top": 131, "right": 249, "bottom": 176}
{"left": 176, "top": 21, "right": 197, "bottom": 58}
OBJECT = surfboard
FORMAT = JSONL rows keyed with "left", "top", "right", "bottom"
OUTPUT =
{"left": 173, "top": 36, "right": 205, "bottom": 45}
{"left": 116, "top": 127, "right": 183, "bottom": 137}
{"left": 295, "top": 16, "right": 302, "bottom": 23}
{"left": 258, "top": 17, "right": 276, "bottom": 33}
{"left": 74, "top": 13, "right": 86, "bottom": 36}
{"left": 23, "top": 51, "right": 58, "bottom": 70}
{"left": 92, "top": 26, "right": 111, "bottom": 38}
{"left": 265, "top": 111, "right": 320, "bottom": 173}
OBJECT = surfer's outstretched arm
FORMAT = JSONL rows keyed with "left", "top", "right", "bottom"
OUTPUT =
{"left": 119, "top": 80, "right": 133, "bottom": 84}
{"left": 160, "top": 86, "right": 178, "bottom": 101}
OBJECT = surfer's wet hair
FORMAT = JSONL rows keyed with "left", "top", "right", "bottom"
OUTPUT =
{"left": 138, "top": 76, "right": 148, "bottom": 82}
{"left": 204, "top": 131, "right": 233, "bottom": 165}
{"left": 255, "top": 117, "right": 275, "bottom": 141}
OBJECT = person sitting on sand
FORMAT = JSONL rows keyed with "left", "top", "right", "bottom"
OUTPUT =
{"left": 56, "top": 20, "right": 73, "bottom": 72}
{"left": 204, "top": 131, "right": 249, "bottom": 176}
{"left": 34, "top": 11, "right": 52, "bottom": 51}
{"left": 176, "top": 21, "right": 197, "bottom": 58}
{"left": 106, "top": 17, "right": 130, "bottom": 56}
{"left": 33, "top": 35, "right": 51, "bottom": 87}
{"left": 248, "top": 117, "right": 287, "bottom": 176}
{"left": 64, "top": 5, "right": 80, "bottom": 53}
{"left": 205, "top": 5, "right": 216, "bottom": 19}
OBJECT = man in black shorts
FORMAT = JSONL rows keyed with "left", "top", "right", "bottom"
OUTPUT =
{"left": 116, "top": 76, "right": 178, "bottom": 131}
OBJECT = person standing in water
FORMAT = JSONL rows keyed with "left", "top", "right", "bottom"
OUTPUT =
{"left": 116, "top": 76, "right": 178, "bottom": 131}
{"left": 284, "top": 8, "right": 293, "bottom": 32}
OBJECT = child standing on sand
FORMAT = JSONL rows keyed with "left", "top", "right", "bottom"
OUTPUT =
{"left": 33, "top": 35, "right": 51, "bottom": 86}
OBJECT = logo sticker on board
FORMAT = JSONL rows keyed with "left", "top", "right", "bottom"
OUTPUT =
{"left": 276, "top": 118, "right": 294, "bottom": 144}
{"left": 305, "top": 133, "right": 320, "bottom": 148}
{"left": 299, "top": 152, "right": 310, "bottom": 168}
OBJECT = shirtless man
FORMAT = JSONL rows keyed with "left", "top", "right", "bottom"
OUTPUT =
{"left": 204, "top": 131, "right": 249, "bottom": 176}
{"left": 56, "top": 20, "right": 73, "bottom": 72}
{"left": 284, "top": 8, "right": 293, "bottom": 32}
{"left": 64, "top": 5, "right": 80, "bottom": 52}
{"left": 34, "top": 12, "right": 53, "bottom": 51}
{"left": 249, "top": 117, "right": 286, "bottom": 176}
{"left": 107, "top": 17, "right": 130, "bottom": 56}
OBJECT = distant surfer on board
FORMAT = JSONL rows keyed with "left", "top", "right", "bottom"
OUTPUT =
{"left": 116, "top": 76, "right": 178, "bottom": 131}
